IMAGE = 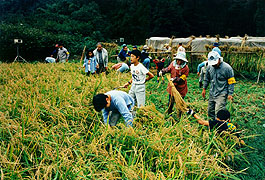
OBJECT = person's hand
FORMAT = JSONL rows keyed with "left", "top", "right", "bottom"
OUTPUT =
{"left": 105, "top": 67, "right": 108, "bottom": 70}
{"left": 123, "top": 83, "right": 129, "bottom": 88}
{"left": 66, "top": 59, "right": 68, "bottom": 62}
{"left": 96, "top": 64, "right": 99, "bottom": 68}
{"left": 197, "top": 72, "right": 200, "bottom": 76}
{"left": 228, "top": 95, "right": 233, "bottom": 101}
{"left": 202, "top": 89, "right": 206, "bottom": 98}
{"left": 187, "top": 109, "right": 195, "bottom": 116}
{"left": 159, "top": 71, "right": 162, "bottom": 77}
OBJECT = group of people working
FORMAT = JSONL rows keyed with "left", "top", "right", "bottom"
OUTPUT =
{"left": 93, "top": 42, "right": 239, "bottom": 140}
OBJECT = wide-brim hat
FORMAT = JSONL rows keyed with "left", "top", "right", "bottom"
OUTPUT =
{"left": 208, "top": 51, "right": 222, "bottom": 65}
{"left": 173, "top": 51, "right": 188, "bottom": 62}
{"left": 143, "top": 45, "right": 149, "bottom": 50}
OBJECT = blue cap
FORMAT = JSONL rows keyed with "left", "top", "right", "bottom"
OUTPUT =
{"left": 122, "top": 44, "right": 127, "bottom": 47}
{"left": 213, "top": 42, "right": 219, "bottom": 47}
{"left": 133, "top": 45, "right": 137, "bottom": 48}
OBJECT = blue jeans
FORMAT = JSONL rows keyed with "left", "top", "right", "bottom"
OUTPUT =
{"left": 117, "top": 63, "right": 129, "bottom": 73}
{"left": 142, "top": 58, "right": 150, "bottom": 70}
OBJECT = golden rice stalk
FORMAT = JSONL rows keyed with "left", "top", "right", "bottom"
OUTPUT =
{"left": 166, "top": 75, "right": 188, "bottom": 113}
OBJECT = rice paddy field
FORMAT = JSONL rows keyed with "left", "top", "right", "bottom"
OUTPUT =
{"left": 0, "top": 62, "right": 264, "bottom": 179}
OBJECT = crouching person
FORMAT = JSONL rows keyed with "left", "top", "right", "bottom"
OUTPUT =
{"left": 93, "top": 90, "right": 135, "bottom": 127}
{"left": 187, "top": 108, "right": 245, "bottom": 144}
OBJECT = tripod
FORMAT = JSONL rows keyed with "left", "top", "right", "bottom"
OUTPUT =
{"left": 14, "top": 44, "right": 28, "bottom": 63}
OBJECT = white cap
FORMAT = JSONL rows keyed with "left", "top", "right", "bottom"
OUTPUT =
{"left": 207, "top": 51, "right": 221, "bottom": 65}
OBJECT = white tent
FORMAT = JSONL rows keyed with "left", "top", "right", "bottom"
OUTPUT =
{"left": 146, "top": 36, "right": 265, "bottom": 52}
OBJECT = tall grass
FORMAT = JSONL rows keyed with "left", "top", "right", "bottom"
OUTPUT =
{"left": 0, "top": 63, "right": 249, "bottom": 179}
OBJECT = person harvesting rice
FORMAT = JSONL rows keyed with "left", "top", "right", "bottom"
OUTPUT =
{"left": 161, "top": 51, "right": 189, "bottom": 115}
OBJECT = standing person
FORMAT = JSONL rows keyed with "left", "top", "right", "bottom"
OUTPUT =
{"left": 123, "top": 50, "right": 154, "bottom": 107}
{"left": 213, "top": 42, "right": 221, "bottom": 56}
{"left": 202, "top": 51, "right": 236, "bottom": 119}
{"left": 83, "top": 49, "right": 98, "bottom": 76}
{"left": 51, "top": 44, "right": 58, "bottom": 58}
{"left": 153, "top": 56, "right": 165, "bottom": 83}
{"left": 197, "top": 61, "right": 208, "bottom": 88}
{"left": 56, "top": 43, "right": 70, "bottom": 63}
{"left": 161, "top": 51, "right": 189, "bottom": 115}
{"left": 92, "top": 90, "right": 135, "bottom": 127}
{"left": 118, "top": 44, "right": 130, "bottom": 62}
{"left": 93, "top": 42, "right": 108, "bottom": 74}
{"left": 177, "top": 43, "right": 185, "bottom": 52}
{"left": 141, "top": 45, "right": 150, "bottom": 70}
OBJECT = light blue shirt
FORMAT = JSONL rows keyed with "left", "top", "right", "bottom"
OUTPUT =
{"left": 83, "top": 56, "right": 98, "bottom": 73}
{"left": 102, "top": 90, "right": 135, "bottom": 127}
{"left": 197, "top": 61, "right": 206, "bottom": 73}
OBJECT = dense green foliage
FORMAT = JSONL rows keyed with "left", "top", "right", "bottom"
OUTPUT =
{"left": 0, "top": 0, "right": 265, "bottom": 61}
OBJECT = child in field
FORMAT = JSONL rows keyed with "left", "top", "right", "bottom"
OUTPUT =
{"left": 93, "top": 90, "right": 135, "bottom": 127}
{"left": 153, "top": 56, "right": 165, "bottom": 83}
{"left": 187, "top": 108, "right": 244, "bottom": 144}
{"left": 83, "top": 49, "right": 98, "bottom": 76}
{"left": 123, "top": 50, "right": 154, "bottom": 107}
{"left": 161, "top": 51, "right": 189, "bottom": 115}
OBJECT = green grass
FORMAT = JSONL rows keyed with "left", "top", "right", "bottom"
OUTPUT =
{"left": 0, "top": 62, "right": 264, "bottom": 179}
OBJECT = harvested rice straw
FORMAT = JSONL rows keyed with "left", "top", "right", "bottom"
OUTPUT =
{"left": 166, "top": 74, "right": 188, "bottom": 113}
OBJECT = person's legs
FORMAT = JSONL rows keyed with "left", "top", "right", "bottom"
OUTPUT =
{"left": 208, "top": 95, "right": 216, "bottom": 119}
{"left": 143, "top": 58, "right": 150, "bottom": 70}
{"left": 135, "top": 84, "right": 145, "bottom": 107}
{"left": 215, "top": 94, "right": 228, "bottom": 116}
{"left": 129, "top": 84, "right": 137, "bottom": 106}
{"left": 97, "top": 63, "right": 104, "bottom": 74}
{"left": 168, "top": 95, "right": 175, "bottom": 115}
{"left": 118, "top": 63, "right": 129, "bottom": 73}
{"left": 108, "top": 111, "right": 121, "bottom": 126}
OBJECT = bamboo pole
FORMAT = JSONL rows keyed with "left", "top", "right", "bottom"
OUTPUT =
{"left": 80, "top": 46, "right": 86, "bottom": 64}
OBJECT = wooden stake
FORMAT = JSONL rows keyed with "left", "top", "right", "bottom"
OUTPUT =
{"left": 256, "top": 69, "right": 261, "bottom": 84}
{"left": 80, "top": 46, "right": 86, "bottom": 64}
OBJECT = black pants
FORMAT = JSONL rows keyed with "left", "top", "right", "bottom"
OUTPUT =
{"left": 96, "top": 63, "right": 105, "bottom": 74}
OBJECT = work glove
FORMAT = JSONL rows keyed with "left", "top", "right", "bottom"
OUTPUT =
{"left": 187, "top": 108, "right": 195, "bottom": 116}
{"left": 159, "top": 71, "right": 162, "bottom": 77}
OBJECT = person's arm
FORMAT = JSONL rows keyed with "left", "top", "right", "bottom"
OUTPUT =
{"left": 145, "top": 71, "right": 154, "bottom": 82}
{"left": 65, "top": 49, "right": 70, "bottom": 62}
{"left": 114, "top": 98, "right": 133, "bottom": 127}
{"left": 102, "top": 109, "right": 109, "bottom": 124}
{"left": 161, "top": 62, "right": 173, "bottom": 74}
{"left": 187, "top": 109, "right": 209, "bottom": 126}
{"left": 105, "top": 50, "right": 108, "bottom": 69}
{"left": 227, "top": 68, "right": 236, "bottom": 101}
{"left": 123, "top": 79, "right": 132, "bottom": 88}
{"left": 202, "top": 67, "right": 210, "bottom": 98}
{"left": 197, "top": 62, "right": 205, "bottom": 75}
